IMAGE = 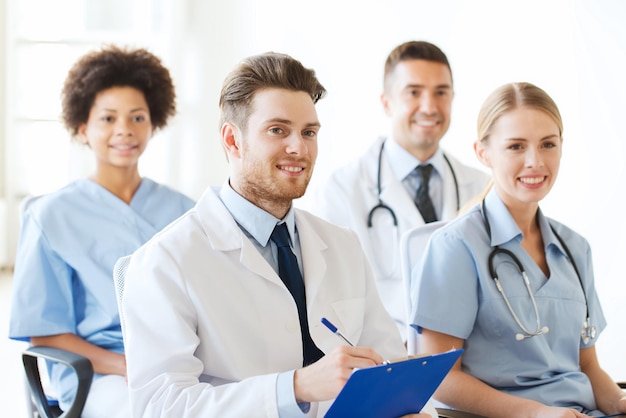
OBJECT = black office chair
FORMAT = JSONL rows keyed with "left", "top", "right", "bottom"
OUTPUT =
{"left": 22, "top": 346, "right": 93, "bottom": 418}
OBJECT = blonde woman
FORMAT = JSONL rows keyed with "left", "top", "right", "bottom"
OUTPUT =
{"left": 412, "top": 82, "right": 626, "bottom": 417}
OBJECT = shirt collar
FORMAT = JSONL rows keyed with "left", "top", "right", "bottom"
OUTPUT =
{"left": 384, "top": 138, "right": 446, "bottom": 181}
{"left": 218, "top": 180, "right": 296, "bottom": 247}
{"left": 483, "top": 188, "right": 522, "bottom": 247}
{"left": 536, "top": 207, "right": 565, "bottom": 255}
{"left": 483, "top": 187, "right": 559, "bottom": 250}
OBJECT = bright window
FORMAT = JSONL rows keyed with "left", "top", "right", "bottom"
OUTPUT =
{"left": 3, "top": 0, "right": 175, "bottom": 266}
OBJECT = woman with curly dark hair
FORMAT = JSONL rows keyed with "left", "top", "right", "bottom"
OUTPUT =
{"left": 9, "top": 45, "right": 194, "bottom": 417}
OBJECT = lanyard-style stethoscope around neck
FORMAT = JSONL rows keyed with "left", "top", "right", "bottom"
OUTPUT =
{"left": 481, "top": 199, "right": 596, "bottom": 343}
{"left": 366, "top": 139, "right": 460, "bottom": 227}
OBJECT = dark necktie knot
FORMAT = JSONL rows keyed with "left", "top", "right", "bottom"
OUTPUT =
{"left": 417, "top": 164, "right": 433, "bottom": 184}
{"left": 270, "top": 223, "right": 291, "bottom": 249}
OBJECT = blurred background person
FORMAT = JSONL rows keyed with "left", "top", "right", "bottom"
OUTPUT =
{"left": 308, "top": 41, "right": 490, "bottom": 341}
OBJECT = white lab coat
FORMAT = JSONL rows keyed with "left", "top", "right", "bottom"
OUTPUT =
{"left": 121, "top": 186, "right": 431, "bottom": 417}
{"left": 305, "top": 137, "right": 490, "bottom": 341}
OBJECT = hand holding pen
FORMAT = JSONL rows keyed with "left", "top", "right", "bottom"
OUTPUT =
{"left": 321, "top": 317, "right": 392, "bottom": 365}
{"left": 292, "top": 319, "right": 387, "bottom": 403}
{"left": 301, "top": 318, "right": 427, "bottom": 418}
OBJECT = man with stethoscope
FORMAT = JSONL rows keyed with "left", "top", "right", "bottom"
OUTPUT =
{"left": 307, "top": 41, "right": 490, "bottom": 341}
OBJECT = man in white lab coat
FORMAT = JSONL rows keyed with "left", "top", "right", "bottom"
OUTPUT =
{"left": 120, "top": 52, "right": 435, "bottom": 417}
{"left": 307, "top": 41, "right": 490, "bottom": 342}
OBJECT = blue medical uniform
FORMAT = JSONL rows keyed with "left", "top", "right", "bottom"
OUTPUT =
{"left": 412, "top": 188, "right": 607, "bottom": 415}
{"left": 9, "top": 178, "right": 194, "bottom": 408}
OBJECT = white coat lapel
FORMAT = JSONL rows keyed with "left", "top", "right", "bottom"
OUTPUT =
{"left": 239, "top": 238, "right": 282, "bottom": 286}
{"left": 195, "top": 187, "right": 283, "bottom": 287}
{"left": 294, "top": 210, "right": 328, "bottom": 306}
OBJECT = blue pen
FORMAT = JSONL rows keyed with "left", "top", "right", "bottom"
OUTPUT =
{"left": 321, "top": 317, "right": 354, "bottom": 346}
{"left": 321, "top": 317, "right": 392, "bottom": 365}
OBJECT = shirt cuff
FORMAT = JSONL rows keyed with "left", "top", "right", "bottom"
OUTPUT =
{"left": 276, "top": 370, "right": 310, "bottom": 417}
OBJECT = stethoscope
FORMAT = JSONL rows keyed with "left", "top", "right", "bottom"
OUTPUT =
{"left": 481, "top": 199, "right": 597, "bottom": 343}
{"left": 366, "top": 139, "right": 460, "bottom": 227}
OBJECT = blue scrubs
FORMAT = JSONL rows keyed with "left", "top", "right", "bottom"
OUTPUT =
{"left": 9, "top": 178, "right": 194, "bottom": 408}
{"left": 412, "top": 188, "right": 607, "bottom": 414}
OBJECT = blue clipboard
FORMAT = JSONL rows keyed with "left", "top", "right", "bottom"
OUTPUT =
{"left": 325, "top": 349, "right": 463, "bottom": 418}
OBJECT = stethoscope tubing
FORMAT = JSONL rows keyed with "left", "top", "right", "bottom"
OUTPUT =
{"left": 367, "top": 139, "right": 459, "bottom": 227}
{"left": 481, "top": 199, "right": 593, "bottom": 342}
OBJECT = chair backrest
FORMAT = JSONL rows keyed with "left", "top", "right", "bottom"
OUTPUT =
{"left": 400, "top": 220, "right": 448, "bottom": 355}
{"left": 113, "top": 254, "right": 132, "bottom": 336}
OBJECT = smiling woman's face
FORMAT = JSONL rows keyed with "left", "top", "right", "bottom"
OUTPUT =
{"left": 78, "top": 86, "right": 153, "bottom": 170}
{"left": 475, "top": 106, "right": 562, "bottom": 211}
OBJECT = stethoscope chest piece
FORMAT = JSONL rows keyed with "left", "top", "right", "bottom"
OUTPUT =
{"left": 581, "top": 319, "right": 597, "bottom": 344}
{"left": 482, "top": 199, "right": 594, "bottom": 344}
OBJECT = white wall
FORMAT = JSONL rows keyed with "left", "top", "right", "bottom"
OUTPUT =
{"left": 173, "top": 0, "right": 626, "bottom": 379}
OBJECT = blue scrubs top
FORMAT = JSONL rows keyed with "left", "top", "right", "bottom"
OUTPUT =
{"left": 411, "top": 188, "right": 607, "bottom": 414}
{"left": 9, "top": 178, "right": 194, "bottom": 406}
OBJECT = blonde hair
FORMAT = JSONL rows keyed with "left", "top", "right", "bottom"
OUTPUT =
{"left": 477, "top": 82, "right": 563, "bottom": 144}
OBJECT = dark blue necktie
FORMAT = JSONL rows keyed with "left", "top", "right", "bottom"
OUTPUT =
{"left": 415, "top": 164, "right": 438, "bottom": 223}
{"left": 270, "top": 223, "right": 324, "bottom": 366}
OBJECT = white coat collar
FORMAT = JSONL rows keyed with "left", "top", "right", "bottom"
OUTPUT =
{"left": 195, "top": 185, "right": 328, "bottom": 301}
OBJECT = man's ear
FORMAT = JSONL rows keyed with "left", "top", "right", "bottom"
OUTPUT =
{"left": 221, "top": 122, "right": 241, "bottom": 159}
{"left": 474, "top": 140, "right": 491, "bottom": 168}
{"left": 380, "top": 92, "right": 392, "bottom": 117}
